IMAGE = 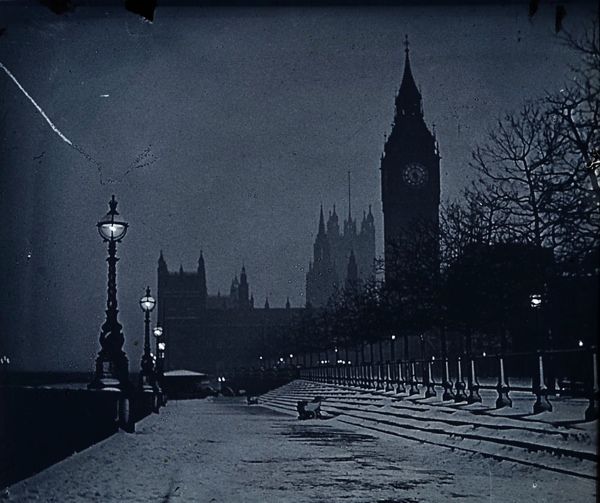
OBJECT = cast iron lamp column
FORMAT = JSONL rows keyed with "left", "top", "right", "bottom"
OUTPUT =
{"left": 153, "top": 326, "right": 163, "bottom": 367}
{"left": 152, "top": 325, "right": 165, "bottom": 405}
{"left": 531, "top": 293, "right": 552, "bottom": 413}
{"left": 89, "top": 195, "right": 130, "bottom": 390}
{"left": 139, "top": 287, "right": 156, "bottom": 389}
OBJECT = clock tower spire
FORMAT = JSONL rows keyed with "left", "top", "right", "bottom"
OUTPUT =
{"left": 380, "top": 37, "right": 440, "bottom": 283}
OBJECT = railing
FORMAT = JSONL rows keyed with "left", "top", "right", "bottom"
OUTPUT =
{"left": 296, "top": 346, "right": 599, "bottom": 421}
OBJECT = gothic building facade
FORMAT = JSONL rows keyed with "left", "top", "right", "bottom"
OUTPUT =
{"left": 157, "top": 252, "right": 301, "bottom": 374}
{"left": 380, "top": 39, "right": 441, "bottom": 283}
{"left": 306, "top": 201, "right": 376, "bottom": 307}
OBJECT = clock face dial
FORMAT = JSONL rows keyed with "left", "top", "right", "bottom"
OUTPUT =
{"left": 402, "top": 162, "right": 428, "bottom": 187}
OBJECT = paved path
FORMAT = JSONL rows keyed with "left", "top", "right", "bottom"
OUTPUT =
{"left": 4, "top": 398, "right": 596, "bottom": 502}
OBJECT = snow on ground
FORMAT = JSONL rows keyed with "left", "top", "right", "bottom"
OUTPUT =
{"left": 260, "top": 380, "right": 598, "bottom": 479}
{"left": 3, "top": 398, "right": 596, "bottom": 502}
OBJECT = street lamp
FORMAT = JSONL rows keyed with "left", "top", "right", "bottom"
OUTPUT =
{"left": 89, "top": 195, "right": 130, "bottom": 390}
{"left": 153, "top": 325, "right": 164, "bottom": 376}
{"left": 390, "top": 334, "right": 396, "bottom": 362}
{"left": 153, "top": 325, "right": 163, "bottom": 353}
{"left": 530, "top": 291, "right": 552, "bottom": 413}
{"left": 530, "top": 294, "right": 542, "bottom": 309}
{"left": 139, "top": 286, "right": 156, "bottom": 389}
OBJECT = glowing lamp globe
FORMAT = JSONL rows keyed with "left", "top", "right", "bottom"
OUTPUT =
{"left": 530, "top": 294, "right": 542, "bottom": 309}
{"left": 97, "top": 195, "right": 128, "bottom": 242}
{"left": 153, "top": 326, "right": 163, "bottom": 338}
{"left": 140, "top": 288, "right": 156, "bottom": 313}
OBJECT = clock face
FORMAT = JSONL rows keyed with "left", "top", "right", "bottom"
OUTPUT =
{"left": 402, "top": 162, "right": 428, "bottom": 187}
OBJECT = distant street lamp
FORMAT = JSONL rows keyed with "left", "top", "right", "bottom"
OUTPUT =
{"left": 89, "top": 195, "right": 130, "bottom": 390}
{"left": 530, "top": 294, "right": 542, "bottom": 309}
{"left": 151, "top": 324, "right": 166, "bottom": 406}
{"left": 153, "top": 325, "right": 163, "bottom": 357}
{"left": 530, "top": 291, "right": 552, "bottom": 413}
{"left": 390, "top": 335, "right": 396, "bottom": 362}
{"left": 139, "top": 286, "right": 156, "bottom": 389}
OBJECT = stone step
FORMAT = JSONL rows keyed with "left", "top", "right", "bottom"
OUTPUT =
{"left": 258, "top": 380, "right": 598, "bottom": 480}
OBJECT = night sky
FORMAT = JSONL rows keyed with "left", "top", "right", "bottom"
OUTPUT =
{"left": 0, "top": 2, "right": 593, "bottom": 371}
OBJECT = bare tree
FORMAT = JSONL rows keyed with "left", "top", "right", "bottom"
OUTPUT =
{"left": 547, "top": 24, "right": 600, "bottom": 204}
{"left": 471, "top": 100, "right": 593, "bottom": 262}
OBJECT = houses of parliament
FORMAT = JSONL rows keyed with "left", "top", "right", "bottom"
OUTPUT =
{"left": 159, "top": 40, "right": 441, "bottom": 373}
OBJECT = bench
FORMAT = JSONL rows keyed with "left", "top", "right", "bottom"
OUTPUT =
{"left": 297, "top": 396, "right": 323, "bottom": 419}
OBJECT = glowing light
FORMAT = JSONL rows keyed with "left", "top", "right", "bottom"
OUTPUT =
{"left": 391, "top": 335, "right": 396, "bottom": 340}
{"left": 530, "top": 294, "right": 542, "bottom": 308}
{"left": 578, "top": 340, "right": 584, "bottom": 347}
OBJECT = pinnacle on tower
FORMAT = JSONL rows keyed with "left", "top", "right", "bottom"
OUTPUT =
{"left": 318, "top": 204, "right": 326, "bottom": 235}
{"left": 158, "top": 250, "right": 168, "bottom": 273}
{"left": 347, "top": 171, "right": 352, "bottom": 222}
{"left": 395, "top": 34, "right": 422, "bottom": 118}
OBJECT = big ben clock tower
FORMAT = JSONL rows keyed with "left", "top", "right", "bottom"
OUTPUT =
{"left": 381, "top": 37, "right": 440, "bottom": 283}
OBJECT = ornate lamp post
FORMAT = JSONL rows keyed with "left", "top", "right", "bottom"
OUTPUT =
{"left": 157, "top": 339, "right": 166, "bottom": 375}
{"left": 531, "top": 292, "right": 552, "bottom": 413}
{"left": 89, "top": 195, "right": 130, "bottom": 390}
{"left": 153, "top": 325, "right": 163, "bottom": 367}
{"left": 139, "top": 287, "right": 156, "bottom": 389}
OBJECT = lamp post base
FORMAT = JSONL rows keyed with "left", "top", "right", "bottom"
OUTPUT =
{"left": 89, "top": 352, "right": 130, "bottom": 391}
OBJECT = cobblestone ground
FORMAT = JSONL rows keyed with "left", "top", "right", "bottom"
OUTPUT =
{"left": 4, "top": 398, "right": 596, "bottom": 502}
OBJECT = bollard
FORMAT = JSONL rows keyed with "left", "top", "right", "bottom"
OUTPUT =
{"left": 454, "top": 357, "right": 468, "bottom": 402}
{"left": 467, "top": 357, "right": 482, "bottom": 404}
{"left": 396, "top": 362, "right": 406, "bottom": 394}
{"left": 118, "top": 395, "right": 135, "bottom": 433}
{"left": 409, "top": 361, "right": 419, "bottom": 395}
{"left": 368, "top": 365, "right": 375, "bottom": 389}
{"left": 425, "top": 360, "right": 436, "bottom": 398}
{"left": 495, "top": 355, "right": 512, "bottom": 409}
{"left": 442, "top": 358, "right": 454, "bottom": 401}
{"left": 385, "top": 363, "right": 394, "bottom": 392}
{"left": 375, "top": 364, "right": 384, "bottom": 390}
{"left": 584, "top": 350, "right": 598, "bottom": 421}
{"left": 533, "top": 353, "right": 552, "bottom": 414}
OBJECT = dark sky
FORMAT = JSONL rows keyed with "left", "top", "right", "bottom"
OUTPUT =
{"left": 0, "top": 2, "right": 593, "bottom": 371}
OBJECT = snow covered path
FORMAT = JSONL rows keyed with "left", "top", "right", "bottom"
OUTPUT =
{"left": 4, "top": 398, "right": 596, "bottom": 502}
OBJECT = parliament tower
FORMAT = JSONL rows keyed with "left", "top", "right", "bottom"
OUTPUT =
{"left": 380, "top": 38, "right": 440, "bottom": 283}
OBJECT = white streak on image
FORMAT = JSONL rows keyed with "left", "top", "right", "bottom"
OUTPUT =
{"left": 100, "top": 94, "right": 109, "bottom": 98}
{"left": 0, "top": 61, "right": 73, "bottom": 146}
